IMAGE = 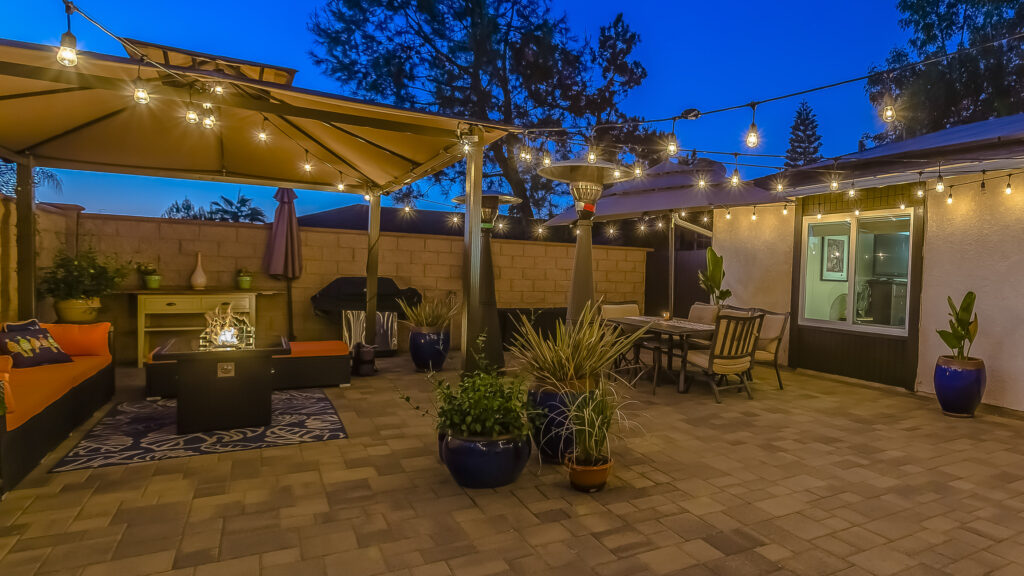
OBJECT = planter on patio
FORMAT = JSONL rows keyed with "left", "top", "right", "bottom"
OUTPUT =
{"left": 528, "top": 386, "right": 576, "bottom": 463}
{"left": 568, "top": 459, "right": 613, "bottom": 493}
{"left": 441, "top": 434, "right": 531, "bottom": 488}
{"left": 54, "top": 297, "right": 102, "bottom": 323}
{"left": 409, "top": 328, "right": 450, "bottom": 372}
{"left": 934, "top": 356, "right": 986, "bottom": 417}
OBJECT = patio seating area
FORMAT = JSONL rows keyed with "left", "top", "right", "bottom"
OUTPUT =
{"left": 2, "top": 357, "right": 1024, "bottom": 575}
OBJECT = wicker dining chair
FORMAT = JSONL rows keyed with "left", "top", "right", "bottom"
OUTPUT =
{"left": 681, "top": 313, "right": 764, "bottom": 403}
{"left": 751, "top": 308, "right": 790, "bottom": 390}
{"left": 600, "top": 303, "right": 659, "bottom": 383}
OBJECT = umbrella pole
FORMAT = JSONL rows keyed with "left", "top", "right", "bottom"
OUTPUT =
{"left": 286, "top": 277, "right": 296, "bottom": 342}
{"left": 15, "top": 162, "right": 36, "bottom": 320}
{"left": 366, "top": 192, "right": 381, "bottom": 347}
{"left": 668, "top": 217, "right": 675, "bottom": 316}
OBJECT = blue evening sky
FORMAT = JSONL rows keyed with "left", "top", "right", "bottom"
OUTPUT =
{"left": 1, "top": 1, "right": 908, "bottom": 217}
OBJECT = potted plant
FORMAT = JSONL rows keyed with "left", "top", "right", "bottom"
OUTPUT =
{"left": 509, "top": 300, "right": 646, "bottom": 463}
{"left": 401, "top": 362, "right": 532, "bottom": 489}
{"left": 236, "top": 268, "right": 255, "bottom": 290}
{"left": 934, "top": 291, "right": 985, "bottom": 417}
{"left": 137, "top": 262, "right": 161, "bottom": 290}
{"left": 565, "top": 376, "right": 635, "bottom": 492}
{"left": 698, "top": 247, "right": 732, "bottom": 305}
{"left": 39, "top": 249, "right": 129, "bottom": 323}
{"left": 398, "top": 295, "right": 459, "bottom": 371}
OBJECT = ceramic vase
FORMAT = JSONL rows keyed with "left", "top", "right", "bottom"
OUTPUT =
{"left": 190, "top": 252, "right": 207, "bottom": 290}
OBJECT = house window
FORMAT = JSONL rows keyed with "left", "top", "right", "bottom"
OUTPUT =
{"left": 800, "top": 209, "right": 912, "bottom": 334}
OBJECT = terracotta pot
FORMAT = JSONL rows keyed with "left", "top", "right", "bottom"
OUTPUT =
{"left": 54, "top": 298, "right": 101, "bottom": 323}
{"left": 934, "top": 356, "right": 986, "bottom": 417}
{"left": 568, "top": 459, "right": 613, "bottom": 493}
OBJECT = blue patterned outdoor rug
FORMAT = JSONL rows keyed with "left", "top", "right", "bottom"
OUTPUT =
{"left": 52, "top": 389, "right": 347, "bottom": 472}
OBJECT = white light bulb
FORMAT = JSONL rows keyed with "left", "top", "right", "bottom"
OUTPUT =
{"left": 731, "top": 169, "right": 740, "bottom": 187}
{"left": 900, "top": 202, "right": 906, "bottom": 210}
{"left": 258, "top": 130, "right": 268, "bottom": 141}
{"left": 213, "top": 85, "right": 224, "bottom": 95}
{"left": 916, "top": 187, "right": 924, "bottom": 197}
{"left": 403, "top": 206, "right": 411, "bottom": 212}
{"left": 133, "top": 86, "right": 150, "bottom": 104}
{"left": 830, "top": 178, "right": 839, "bottom": 191}
{"left": 702, "top": 216, "right": 708, "bottom": 222}
{"left": 698, "top": 177, "right": 706, "bottom": 189}
{"left": 848, "top": 188, "right": 856, "bottom": 198}
{"left": 587, "top": 150, "right": 597, "bottom": 164}
{"left": 817, "top": 212, "right": 822, "bottom": 219}
{"left": 745, "top": 123, "right": 759, "bottom": 148}
{"left": 337, "top": 182, "right": 345, "bottom": 191}
{"left": 462, "top": 142, "right": 470, "bottom": 153}
{"left": 185, "top": 109, "right": 199, "bottom": 124}
{"left": 751, "top": 211, "right": 757, "bottom": 221}
{"left": 882, "top": 105, "right": 896, "bottom": 123}
{"left": 855, "top": 208, "right": 860, "bottom": 216}
{"left": 947, "top": 192, "right": 953, "bottom": 204}
{"left": 57, "top": 30, "right": 78, "bottom": 66}
{"left": 303, "top": 163, "right": 312, "bottom": 172}
{"left": 542, "top": 153, "right": 551, "bottom": 167}
{"left": 776, "top": 181, "right": 784, "bottom": 193}
{"left": 782, "top": 206, "right": 789, "bottom": 215}
{"left": 634, "top": 165, "right": 642, "bottom": 177}
{"left": 202, "top": 115, "right": 216, "bottom": 129}
{"left": 667, "top": 141, "right": 678, "bottom": 156}
{"left": 364, "top": 194, "right": 371, "bottom": 201}
{"left": 613, "top": 168, "right": 621, "bottom": 179}
{"left": 1006, "top": 181, "right": 1013, "bottom": 195}
{"left": 725, "top": 210, "right": 731, "bottom": 220}
{"left": 936, "top": 176, "right": 945, "bottom": 193}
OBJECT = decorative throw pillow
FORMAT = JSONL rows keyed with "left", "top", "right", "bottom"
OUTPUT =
{"left": 2, "top": 319, "right": 41, "bottom": 333}
{"left": 0, "top": 328, "right": 73, "bottom": 369}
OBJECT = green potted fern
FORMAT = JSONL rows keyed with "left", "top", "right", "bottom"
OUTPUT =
{"left": 40, "top": 249, "right": 129, "bottom": 323}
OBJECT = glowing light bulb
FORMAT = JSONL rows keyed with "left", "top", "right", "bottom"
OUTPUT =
{"left": 542, "top": 153, "right": 551, "bottom": 167}
{"left": 882, "top": 105, "right": 896, "bottom": 123}
{"left": 855, "top": 208, "right": 860, "bottom": 216}
{"left": 258, "top": 129, "right": 268, "bottom": 141}
{"left": 613, "top": 168, "right": 621, "bottom": 179}
{"left": 606, "top": 226, "right": 616, "bottom": 236}
{"left": 731, "top": 169, "right": 740, "bottom": 186}
{"left": 751, "top": 210, "right": 757, "bottom": 221}
{"left": 634, "top": 164, "right": 642, "bottom": 178}
{"left": 185, "top": 109, "right": 199, "bottom": 124}
{"left": 451, "top": 215, "right": 459, "bottom": 223}
{"left": 497, "top": 222, "right": 505, "bottom": 230}
{"left": 303, "top": 162, "right": 312, "bottom": 172}
{"left": 403, "top": 205, "right": 411, "bottom": 213}
{"left": 745, "top": 122, "right": 759, "bottom": 148}
{"left": 776, "top": 181, "right": 784, "bottom": 193}
{"left": 587, "top": 150, "right": 597, "bottom": 164}
{"left": 574, "top": 228, "right": 580, "bottom": 235}
{"left": 817, "top": 212, "right": 822, "bottom": 219}
{"left": 364, "top": 194, "right": 371, "bottom": 201}
{"left": 657, "top": 220, "right": 663, "bottom": 229}
{"left": 725, "top": 210, "right": 732, "bottom": 220}
{"left": 202, "top": 115, "right": 216, "bottom": 129}
{"left": 462, "top": 141, "right": 470, "bottom": 153}
{"left": 899, "top": 202, "right": 906, "bottom": 210}
{"left": 667, "top": 140, "right": 678, "bottom": 156}
{"left": 133, "top": 81, "right": 150, "bottom": 104}
{"left": 947, "top": 191, "right": 953, "bottom": 204}
{"left": 917, "top": 186, "right": 924, "bottom": 197}
{"left": 702, "top": 215, "right": 708, "bottom": 223}
{"left": 848, "top": 188, "right": 856, "bottom": 198}
{"left": 57, "top": 32, "right": 78, "bottom": 67}
{"left": 936, "top": 175, "right": 945, "bottom": 193}
{"left": 1006, "top": 179, "right": 1013, "bottom": 195}
{"left": 782, "top": 205, "right": 789, "bottom": 215}
{"left": 679, "top": 210, "right": 686, "bottom": 217}
{"left": 337, "top": 182, "right": 345, "bottom": 191}
{"left": 213, "top": 85, "right": 224, "bottom": 95}
{"left": 830, "top": 177, "right": 839, "bottom": 191}
{"left": 698, "top": 176, "right": 707, "bottom": 189}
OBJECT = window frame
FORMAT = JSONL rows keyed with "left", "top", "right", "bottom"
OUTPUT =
{"left": 798, "top": 207, "right": 914, "bottom": 337}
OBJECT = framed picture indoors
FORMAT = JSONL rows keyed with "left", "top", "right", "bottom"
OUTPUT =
{"left": 821, "top": 235, "right": 849, "bottom": 282}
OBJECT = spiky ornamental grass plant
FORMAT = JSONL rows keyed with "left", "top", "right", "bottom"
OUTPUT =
{"left": 508, "top": 300, "right": 648, "bottom": 392}
{"left": 565, "top": 373, "right": 641, "bottom": 467}
{"left": 398, "top": 295, "right": 459, "bottom": 331}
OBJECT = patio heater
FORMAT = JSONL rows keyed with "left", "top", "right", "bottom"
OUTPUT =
{"left": 453, "top": 191, "right": 521, "bottom": 371}
{"left": 538, "top": 158, "right": 629, "bottom": 325}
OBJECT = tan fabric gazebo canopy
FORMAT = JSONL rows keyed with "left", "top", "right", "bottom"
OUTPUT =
{"left": 0, "top": 38, "right": 509, "bottom": 193}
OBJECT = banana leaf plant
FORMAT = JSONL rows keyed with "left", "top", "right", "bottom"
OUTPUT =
{"left": 697, "top": 247, "right": 732, "bottom": 305}
{"left": 937, "top": 291, "right": 978, "bottom": 361}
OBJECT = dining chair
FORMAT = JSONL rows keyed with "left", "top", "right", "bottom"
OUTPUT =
{"left": 600, "top": 303, "right": 658, "bottom": 383}
{"left": 681, "top": 313, "right": 764, "bottom": 403}
{"left": 751, "top": 308, "right": 790, "bottom": 390}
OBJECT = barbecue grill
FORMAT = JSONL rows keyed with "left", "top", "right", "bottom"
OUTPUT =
{"left": 311, "top": 277, "right": 421, "bottom": 354}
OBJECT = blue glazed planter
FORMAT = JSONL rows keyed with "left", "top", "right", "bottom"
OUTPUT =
{"left": 933, "top": 356, "right": 986, "bottom": 417}
{"left": 409, "top": 329, "right": 450, "bottom": 372}
{"left": 441, "top": 434, "right": 531, "bottom": 489}
{"left": 528, "top": 388, "right": 578, "bottom": 463}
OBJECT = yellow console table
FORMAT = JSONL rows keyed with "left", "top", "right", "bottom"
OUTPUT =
{"left": 130, "top": 289, "right": 280, "bottom": 367}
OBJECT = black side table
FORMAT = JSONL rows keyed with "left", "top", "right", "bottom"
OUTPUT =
{"left": 152, "top": 337, "right": 290, "bottom": 434}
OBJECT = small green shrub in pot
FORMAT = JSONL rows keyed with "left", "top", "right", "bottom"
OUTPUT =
{"left": 400, "top": 359, "right": 532, "bottom": 488}
{"left": 40, "top": 249, "right": 129, "bottom": 323}
{"left": 236, "top": 268, "right": 255, "bottom": 290}
{"left": 136, "top": 262, "right": 161, "bottom": 290}
{"left": 933, "top": 291, "right": 985, "bottom": 417}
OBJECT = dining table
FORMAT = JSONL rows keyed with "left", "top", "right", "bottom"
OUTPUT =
{"left": 608, "top": 316, "right": 716, "bottom": 393}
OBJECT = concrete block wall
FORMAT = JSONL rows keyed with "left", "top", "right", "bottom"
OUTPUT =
{"left": 48, "top": 212, "right": 649, "bottom": 363}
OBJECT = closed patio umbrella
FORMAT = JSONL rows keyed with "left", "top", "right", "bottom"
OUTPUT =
{"left": 264, "top": 187, "right": 302, "bottom": 341}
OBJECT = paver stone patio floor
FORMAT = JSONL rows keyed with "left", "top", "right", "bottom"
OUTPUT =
{"left": 2, "top": 355, "right": 1024, "bottom": 575}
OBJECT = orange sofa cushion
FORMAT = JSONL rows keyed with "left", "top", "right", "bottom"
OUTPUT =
{"left": 5, "top": 356, "right": 110, "bottom": 431}
{"left": 275, "top": 340, "right": 350, "bottom": 358}
{"left": 40, "top": 323, "right": 111, "bottom": 357}
{"left": 0, "top": 355, "right": 13, "bottom": 415}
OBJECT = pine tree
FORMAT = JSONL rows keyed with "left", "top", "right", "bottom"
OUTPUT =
{"left": 785, "top": 101, "right": 823, "bottom": 168}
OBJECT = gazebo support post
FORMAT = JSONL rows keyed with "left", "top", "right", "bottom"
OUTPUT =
{"left": 461, "top": 127, "right": 484, "bottom": 372}
{"left": 667, "top": 217, "right": 675, "bottom": 316}
{"left": 365, "top": 191, "right": 381, "bottom": 346}
{"left": 15, "top": 162, "right": 35, "bottom": 320}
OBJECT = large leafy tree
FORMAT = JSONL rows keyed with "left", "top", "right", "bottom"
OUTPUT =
{"left": 784, "top": 101, "right": 823, "bottom": 168}
{"left": 0, "top": 161, "right": 63, "bottom": 196}
{"left": 866, "top": 1, "right": 1024, "bottom": 143}
{"left": 208, "top": 192, "right": 267, "bottom": 223}
{"left": 309, "top": 0, "right": 656, "bottom": 223}
{"left": 161, "top": 197, "right": 210, "bottom": 221}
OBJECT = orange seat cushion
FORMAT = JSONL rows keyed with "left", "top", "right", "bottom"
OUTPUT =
{"left": 5, "top": 356, "right": 111, "bottom": 431}
{"left": 277, "top": 340, "right": 350, "bottom": 358}
{"left": 0, "top": 355, "right": 13, "bottom": 415}
{"left": 40, "top": 323, "right": 111, "bottom": 357}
